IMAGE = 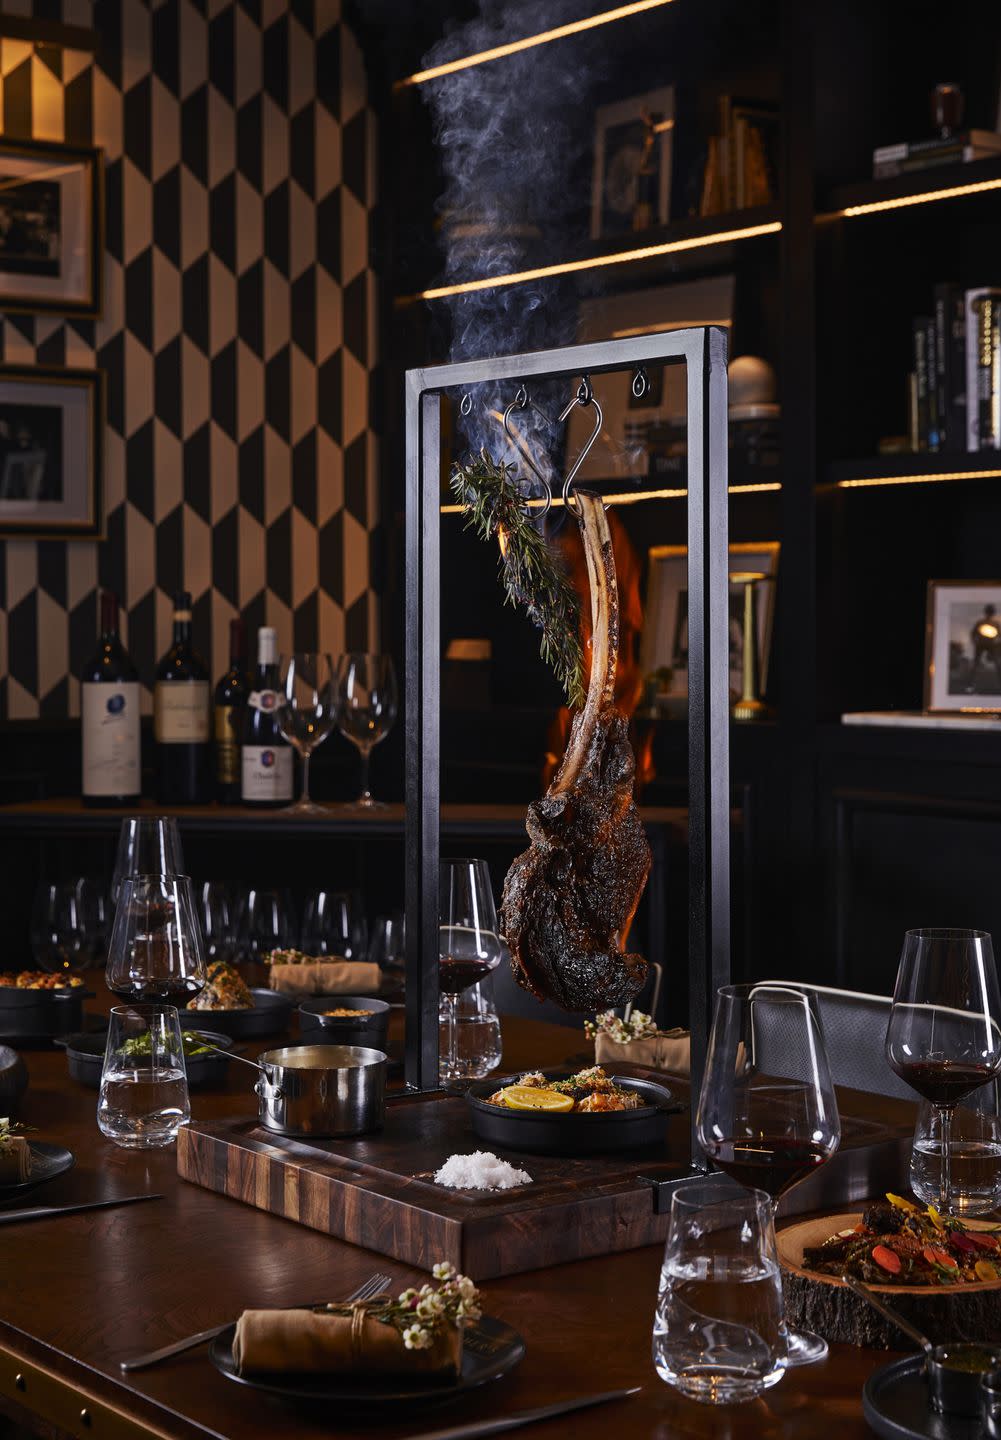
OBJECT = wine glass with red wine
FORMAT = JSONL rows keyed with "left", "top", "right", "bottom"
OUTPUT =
{"left": 696, "top": 983, "right": 841, "bottom": 1368}
{"left": 439, "top": 859, "right": 504, "bottom": 1086}
{"left": 105, "top": 874, "right": 208, "bottom": 1005}
{"left": 886, "top": 927, "right": 1001, "bottom": 1217}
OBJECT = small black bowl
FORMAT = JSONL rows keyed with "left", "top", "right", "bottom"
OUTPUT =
{"left": 178, "top": 989, "right": 292, "bottom": 1039}
{"left": 55, "top": 1029, "right": 235, "bottom": 1089}
{"left": 0, "top": 984, "right": 90, "bottom": 1043}
{"left": 467, "top": 1069, "right": 679, "bottom": 1155}
{"left": 297, "top": 996, "right": 391, "bottom": 1051}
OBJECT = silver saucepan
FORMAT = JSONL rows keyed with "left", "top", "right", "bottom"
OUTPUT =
{"left": 220, "top": 1042, "right": 387, "bottom": 1138}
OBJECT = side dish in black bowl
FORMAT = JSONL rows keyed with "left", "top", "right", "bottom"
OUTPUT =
{"left": 466, "top": 1065, "right": 678, "bottom": 1155}
{"left": 297, "top": 997, "right": 390, "bottom": 1051}
{"left": 0, "top": 975, "right": 90, "bottom": 1043}
{"left": 56, "top": 1029, "right": 235, "bottom": 1088}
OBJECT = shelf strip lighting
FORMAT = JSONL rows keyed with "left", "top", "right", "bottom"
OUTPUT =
{"left": 836, "top": 468, "right": 1001, "bottom": 489}
{"left": 400, "top": 221, "right": 781, "bottom": 305}
{"left": 440, "top": 480, "right": 781, "bottom": 514}
{"left": 834, "top": 177, "right": 1001, "bottom": 219}
{"left": 396, "top": 0, "right": 677, "bottom": 89}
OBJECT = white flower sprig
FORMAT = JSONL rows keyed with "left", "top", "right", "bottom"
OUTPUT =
{"left": 326, "top": 1261, "right": 482, "bottom": 1353}
{"left": 584, "top": 1009, "right": 660, "bottom": 1045}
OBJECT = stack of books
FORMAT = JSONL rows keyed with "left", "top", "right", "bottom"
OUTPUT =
{"left": 908, "top": 285, "right": 1001, "bottom": 453}
{"left": 873, "top": 129, "right": 1001, "bottom": 179}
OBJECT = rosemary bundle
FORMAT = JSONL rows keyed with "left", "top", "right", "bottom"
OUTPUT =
{"left": 450, "top": 452, "right": 584, "bottom": 709}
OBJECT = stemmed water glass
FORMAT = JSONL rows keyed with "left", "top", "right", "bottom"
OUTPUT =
{"left": 234, "top": 887, "right": 296, "bottom": 962}
{"left": 30, "top": 881, "right": 87, "bottom": 975}
{"left": 335, "top": 653, "right": 398, "bottom": 809}
{"left": 696, "top": 983, "right": 841, "bottom": 1368}
{"left": 886, "top": 928, "right": 1001, "bottom": 1216}
{"left": 300, "top": 889, "right": 367, "bottom": 960}
{"left": 276, "top": 652, "right": 337, "bottom": 815}
{"left": 439, "top": 859, "right": 504, "bottom": 1087}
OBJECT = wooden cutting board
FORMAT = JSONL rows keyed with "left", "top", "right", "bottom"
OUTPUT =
{"left": 177, "top": 1080, "right": 915, "bottom": 1280}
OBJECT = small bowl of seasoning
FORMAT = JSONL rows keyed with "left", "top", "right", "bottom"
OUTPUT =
{"left": 298, "top": 996, "right": 390, "bottom": 1051}
{"left": 928, "top": 1344, "right": 1001, "bottom": 1418}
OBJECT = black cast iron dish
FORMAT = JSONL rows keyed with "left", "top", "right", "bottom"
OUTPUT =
{"left": 863, "top": 1352, "right": 1000, "bottom": 1440}
{"left": 466, "top": 1070, "right": 677, "bottom": 1155}
{"left": 54, "top": 1030, "right": 235, "bottom": 1089}
{"left": 297, "top": 997, "right": 390, "bottom": 1051}
{"left": 0, "top": 984, "right": 89, "bottom": 1043}
{"left": 177, "top": 989, "right": 292, "bottom": 1039}
{"left": 0, "top": 1046, "right": 28, "bottom": 1115}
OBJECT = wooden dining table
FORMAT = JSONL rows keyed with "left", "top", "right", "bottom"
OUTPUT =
{"left": 0, "top": 986, "right": 905, "bottom": 1440}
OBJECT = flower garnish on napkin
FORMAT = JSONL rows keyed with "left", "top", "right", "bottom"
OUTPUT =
{"left": 232, "top": 1263, "right": 481, "bottom": 1377}
{"left": 584, "top": 1010, "right": 690, "bottom": 1075}
{"left": 0, "top": 1118, "right": 31, "bottom": 1183}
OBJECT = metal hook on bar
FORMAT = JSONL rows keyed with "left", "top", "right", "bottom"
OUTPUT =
{"left": 557, "top": 375, "right": 605, "bottom": 516}
{"left": 459, "top": 392, "right": 473, "bottom": 417}
{"left": 632, "top": 367, "right": 650, "bottom": 401}
{"left": 501, "top": 386, "right": 553, "bottom": 522}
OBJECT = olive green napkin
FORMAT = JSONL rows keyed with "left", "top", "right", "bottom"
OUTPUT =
{"left": 232, "top": 1304, "right": 462, "bottom": 1377}
{"left": 267, "top": 960, "right": 381, "bottom": 999}
{"left": 594, "top": 1028, "right": 690, "bottom": 1075}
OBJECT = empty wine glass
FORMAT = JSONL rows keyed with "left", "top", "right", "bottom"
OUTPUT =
{"left": 75, "top": 878, "right": 110, "bottom": 963}
{"left": 439, "top": 859, "right": 504, "bottom": 1086}
{"left": 30, "top": 881, "right": 87, "bottom": 975}
{"left": 335, "top": 653, "right": 398, "bottom": 808}
{"left": 886, "top": 928, "right": 1001, "bottom": 1216}
{"left": 696, "top": 983, "right": 841, "bottom": 1367}
{"left": 199, "top": 881, "right": 233, "bottom": 963}
{"left": 105, "top": 875, "right": 207, "bottom": 1005}
{"left": 235, "top": 887, "right": 296, "bottom": 961}
{"left": 111, "top": 817, "right": 183, "bottom": 905}
{"left": 276, "top": 652, "right": 337, "bottom": 815}
{"left": 300, "top": 889, "right": 367, "bottom": 960}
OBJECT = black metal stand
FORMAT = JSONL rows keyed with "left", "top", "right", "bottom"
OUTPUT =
{"left": 404, "top": 327, "right": 731, "bottom": 1176}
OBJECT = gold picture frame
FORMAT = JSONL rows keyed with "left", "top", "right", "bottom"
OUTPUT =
{"left": 0, "top": 364, "right": 103, "bottom": 538}
{"left": 0, "top": 136, "right": 103, "bottom": 317}
{"left": 925, "top": 579, "right": 1001, "bottom": 712}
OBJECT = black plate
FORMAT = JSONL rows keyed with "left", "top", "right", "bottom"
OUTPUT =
{"left": 863, "top": 1355, "right": 984, "bottom": 1440}
{"left": 467, "top": 1070, "right": 678, "bottom": 1155}
{"left": 0, "top": 1141, "right": 74, "bottom": 1205}
{"left": 55, "top": 1029, "right": 234, "bottom": 1089}
{"left": 208, "top": 1313, "right": 524, "bottom": 1406}
{"left": 178, "top": 989, "right": 293, "bottom": 1039}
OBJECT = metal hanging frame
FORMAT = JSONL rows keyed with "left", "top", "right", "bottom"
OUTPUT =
{"left": 404, "top": 326, "right": 731, "bottom": 1172}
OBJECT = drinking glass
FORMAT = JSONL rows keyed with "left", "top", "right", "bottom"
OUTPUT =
{"left": 335, "top": 653, "right": 398, "bottom": 808}
{"left": 653, "top": 1176, "right": 787, "bottom": 1404}
{"left": 696, "top": 983, "right": 841, "bottom": 1367}
{"left": 30, "top": 881, "right": 87, "bottom": 975}
{"left": 910, "top": 1081, "right": 1001, "bottom": 1216}
{"left": 235, "top": 887, "right": 296, "bottom": 961}
{"left": 110, "top": 817, "right": 184, "bottom": 905}
{"left": 276, "top": 652, "right": 337, "bottom": 814}
{"left": 199, "top": 881, "right": 233, "bottom": 963}
{"left": 105, "top": 875, "right": 207, "bottom": 1004}
{"left": 886, "top": 928, "right": 1001, "bottom": 1216}
{"left": 75, "top": 878, "right": 110, "bottom": 963}
{"left": 439, "top": 859, "right": 504, "bottom": 1086}
{"left": 438, "top": 978, "right": 502, "bottom": 1082}
{"left": 300, "top": 889, "right": 367, "bottom": 960}
{"left": 97, "top": 1004, "right": 190, "bottom": 1148}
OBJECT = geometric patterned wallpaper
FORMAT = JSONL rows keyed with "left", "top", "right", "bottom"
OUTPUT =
{"left": 0, "top": 0, "right": 379, "bottom": 719}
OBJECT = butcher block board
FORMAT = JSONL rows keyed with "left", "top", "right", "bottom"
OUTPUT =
{"left": 178, "top": 1079, "right": 916, "bottom": 1280}
{"left": 778, "top": 1211, "right": 1001, "bottom": 1348}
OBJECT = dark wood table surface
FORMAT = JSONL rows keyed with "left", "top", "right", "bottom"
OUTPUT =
{"left": 0, "top": 986, "right": 900, "bottom": 1440}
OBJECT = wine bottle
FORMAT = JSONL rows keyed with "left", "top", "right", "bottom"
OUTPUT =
{"left": 241, "top": 626, "right": 293, "bottom": 808}
{"left": 154, "top": 591, "right": 211, "bottom": 805}
{"left": 81, "top": 590, "right": 141, "bottom": 807}
{"left": 214, "top": 617, "right": 249, "bottom": 804}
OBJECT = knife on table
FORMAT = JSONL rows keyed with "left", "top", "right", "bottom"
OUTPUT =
{"left": 397, "top": 1387, "right": 642, "bottom": 1440}
{"left": 0, "top": 1194, "right": 162, "bottom": 1225}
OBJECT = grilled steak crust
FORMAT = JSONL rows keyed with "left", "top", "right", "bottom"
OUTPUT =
{"left": 500, "top": 492, "right": 650, "bottom": 1011}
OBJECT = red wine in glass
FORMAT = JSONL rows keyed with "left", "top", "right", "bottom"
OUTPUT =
{"left": 890, "top": 1059, "right": 997, "bottom": 1108}
{"left": 438, "top": 957, "right": 496, "bottom": 994}
{"left": 703, "top": 1137, "right": 832, "bottom": 1201}
{"left": 107, "top": 977, "right": 204, "bottom": 1006}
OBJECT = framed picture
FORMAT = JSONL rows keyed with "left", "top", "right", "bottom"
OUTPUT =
{"left": 925, "top": 580, "right": 1001, "bottom": 711}
{"left": 0, "top": 365, "right": 103, "bottom": 538}
{"left": 0, "top": 137, "right": 102, "bottom": 316}
{"left": 591, "top": 86, "right": 674, "bottom": 239}
{"left": 642, "top": 542, "right": 780, "bottom": 701}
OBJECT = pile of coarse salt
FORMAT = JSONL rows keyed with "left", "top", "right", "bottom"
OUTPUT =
{"left": 433, "top": 1151, "right": 532, "bottom": 1191}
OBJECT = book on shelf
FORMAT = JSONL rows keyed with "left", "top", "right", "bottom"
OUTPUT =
{"left": 933, "top": 282, "right": 966, "bottom": 453}
{"left": 699, "top": 95, "right": 777, "bottom": 215}
{"left": 873, "top": 129, "right": 1001, "bottom": 178}
{"left": 912, "top": 316, "right": 931, "bottom": 452}
{"left": 965, "top": 287, "right": 1001, "bottom": 451}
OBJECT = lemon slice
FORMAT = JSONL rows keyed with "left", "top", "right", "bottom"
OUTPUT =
{"left": 496, "top": 1084, "right": 574, "bottom": 1112}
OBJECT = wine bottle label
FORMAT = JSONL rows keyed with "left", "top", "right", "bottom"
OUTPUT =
{"left": 241, "top": 744, "right": 294, "bottom": 801}
{"left": 214, "top": 705, "right": 240, "bottom": 784}
{"left": 247, "top": 689, "right": 280, "bottom": 713}
{"left": 82, "top": 682, "right": 141, "bottom": 796}
{"left": 154, "top": 681, "right": 210, "bottom": 743}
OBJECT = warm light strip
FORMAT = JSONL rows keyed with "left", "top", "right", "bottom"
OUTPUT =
{"left": 395, "top": 0, "right": 677, "bottom": 89}
{"left": 834, "top": 177, "right": 1001, "bottom": 218}
{"left": 402, "top": 222, "right": 781, "bottom": 305}
{"left": 440, "top": 480, "right": 781, "bottom": 514}
{"left": 836, "top": 469, "right": 1001, "bottom": 489}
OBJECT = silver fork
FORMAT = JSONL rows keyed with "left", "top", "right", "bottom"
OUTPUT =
{"left": 119, "top": 1271, "right": 393, "bottom": 1372}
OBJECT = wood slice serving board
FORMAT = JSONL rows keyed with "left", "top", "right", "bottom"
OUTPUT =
{"left": 778, "top": 1212, "right": 1001, "bottom": 1348}
{"left": 178, "top": 1077, "right": 915, "bottom": 1280}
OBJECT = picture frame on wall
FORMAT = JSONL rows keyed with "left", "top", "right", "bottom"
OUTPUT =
{"left": 925, "top": 579, "right": 1001, "bottom": 712}
{"left": 0, "top": 365, "right": 103, "bottom": 538}
{"left": 0, "top": 137, "right": 102, "bottom": 317}
{"left": 642, "top": 542, "right": 780, "bottom": 703}
{"left": 590, "top": 86, "right": 674, "bottom": 239}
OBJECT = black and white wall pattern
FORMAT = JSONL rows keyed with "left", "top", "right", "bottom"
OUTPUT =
{"left": 0, "top": 0, "right": 379, "bottom": 719}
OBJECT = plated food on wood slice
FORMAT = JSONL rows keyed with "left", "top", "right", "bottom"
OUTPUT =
{"left": 804, "top": 1194, "right": 1001, "bottom": 1286}
{"left": 186, "top": 961, "right": 253, "bottom": 1011}
{"left": 0, "top": 972, "right": 85, "bottom": 989}
{"left": 0, "top": 1117, "right": 31, "bottom": 1182}
{"left": 499, "top": 492, "right": 651, "bottom": 1011}
{"left": 488, "top": 1065, "right": 643, "bottom": 1113}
